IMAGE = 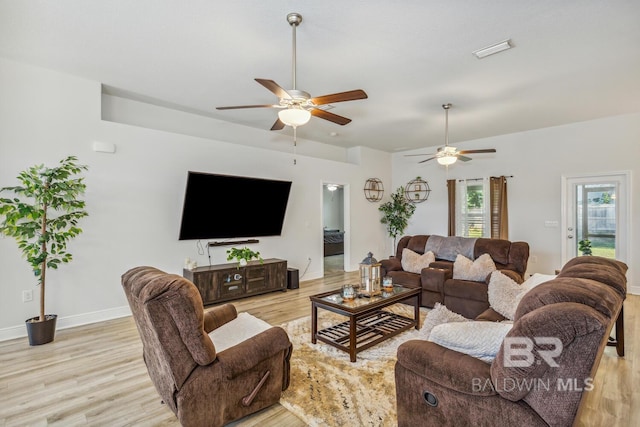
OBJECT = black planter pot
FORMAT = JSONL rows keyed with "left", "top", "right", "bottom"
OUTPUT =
{"left": 25, "top": 314, "right": 57, "bottom": 346}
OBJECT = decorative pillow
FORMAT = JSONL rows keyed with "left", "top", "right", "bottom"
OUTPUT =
{"left": 452, "top": 253, "right": 496, "bottom": 281}
{"left": 488, "top": 271, "right": 557, "bottom": 320}
{"left": 401, "top": 248, "right": 435, "bottom": 274}
{"left": 418, "top": 302, "right": 469, "bottom": 339}
{"left": 428, "top": 321, "right": 513, "bottom": 363}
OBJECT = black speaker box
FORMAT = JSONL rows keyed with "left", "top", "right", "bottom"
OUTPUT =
{"left": 287, "top": 267, "right": 299, "bottom": 289}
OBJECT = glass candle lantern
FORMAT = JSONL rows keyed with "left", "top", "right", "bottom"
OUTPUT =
{"left": 359, "top": 252, "right": 381, "bottom": 296}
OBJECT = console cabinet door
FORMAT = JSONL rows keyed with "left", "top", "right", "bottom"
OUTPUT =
{"left": 218, "top": 269, "right": 245, "bottom": 301}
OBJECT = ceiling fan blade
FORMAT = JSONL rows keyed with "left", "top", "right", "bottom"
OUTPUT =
{"left": 255, "top": 78, "right": 292, "bottom": 99}
{"left": 270, "top": 118, "right": 285, "bottom": 131}
{"left": 405, "top": 153, "right": 436, "bottom": 157}
{"left": 310, "top": 109, "right": 352, "bottom": 125}
{"left": 418, "top": 156, "right": 437, "bottom": 164}
{"left": 310, "top": 89, "right": 368, "bottom": 106}
{"left": 457, "top": 149, "right": 497, "bottom": 154}
{"left": 216, "top": 104, "right": 280, "bottom": 110}
{"left": 458, "top": 155, "right": 473, "bottom": 162}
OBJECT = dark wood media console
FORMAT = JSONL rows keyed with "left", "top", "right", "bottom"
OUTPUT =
{"left": 183, "top": 258, "right": 287, "bottom": 306}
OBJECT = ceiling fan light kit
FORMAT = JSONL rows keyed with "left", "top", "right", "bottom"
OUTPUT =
{"left": 278, "top": 107, "right": 311, "bottom": 127}
{"left": 408, "top": 103, "right": 497, "bottom": 165}
{"left": 216, "top": 13, "right": 368, "bottom": 130}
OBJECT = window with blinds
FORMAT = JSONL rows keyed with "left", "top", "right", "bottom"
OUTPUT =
{"left": 456, "top": 179, "right": 490, "bottom": 238}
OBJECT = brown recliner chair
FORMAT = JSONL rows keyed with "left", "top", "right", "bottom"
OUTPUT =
{"left": 122, "top": 266, "right": 292, "bottom": 427}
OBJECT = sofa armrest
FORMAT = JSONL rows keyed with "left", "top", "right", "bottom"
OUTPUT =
{"left": 203, "top": 303, "right": 238, "bottom": 333}
{"left": 475, "top": 308, "right": 507, "bottom": 322}
{"left": 216, "top": 326, "right": 292, "bottom": 380}
{"left": 497, "top": 269, "right": 524, "bottom": 284}
{"left": 397, "top": 340, "right": 496, "bottom": 396}
{"left": 381, "top": 258, "right": 402, "bottom": 275}
{"left": 421, "top": 267, "right": 452, "bottom": 294}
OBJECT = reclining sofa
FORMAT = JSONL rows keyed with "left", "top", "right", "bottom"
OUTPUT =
{"left": 381, "top": 235, "right": 530, "bottom": 318}
{"left": 395, "top": 255, "right": 627, "bottom": 426}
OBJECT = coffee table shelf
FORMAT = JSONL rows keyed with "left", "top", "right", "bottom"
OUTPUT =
{"left": 310, "top": 285, "right": 421, "bottom": 362}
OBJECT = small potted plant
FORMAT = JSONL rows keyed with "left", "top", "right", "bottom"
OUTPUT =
{"left": 226, "top": 247, "right": 263, "bottom": 268}
{"left": 0, "top": 156, "right": 88, "bottom": 345}
{"left": 578, "top": 239, "right": 593, "bottom": 256}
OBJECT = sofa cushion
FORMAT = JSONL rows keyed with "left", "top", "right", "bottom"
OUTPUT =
{"left": 208, "top": 312, "right": 272, "bottom": 352}
{"left": 401, "top": 248, "right": 435, "bottom": 274}
{"left": 453, "top": 253, "right": 496, "bottom": 281}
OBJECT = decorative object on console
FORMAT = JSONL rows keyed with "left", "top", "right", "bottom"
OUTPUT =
{"left": 0, "top": 155, "right": 88, "bottom": 346}
{"left": 404, "top": 176, "right": 431, "bottom": 203}
{"left": 226, "top": 247, "right": 263, "bottom": 268}
{"left": 364, "top": 178, "right": 384, "bottom": 202}
{"left": 359, "top": 252, "right": 381, "bottom": 296}
{"left": 379, "top": 187, "right": 416, "bottom": 251}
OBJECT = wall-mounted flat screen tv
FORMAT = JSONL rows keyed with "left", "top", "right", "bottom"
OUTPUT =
{"left": 178, "top": 172, "right": 292, "bottom": 240}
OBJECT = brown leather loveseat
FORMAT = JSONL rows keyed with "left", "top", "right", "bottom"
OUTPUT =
{"left": 395, "top": 255, "right": 627, "bottom": 426}
{"left": 381, "top": 235, "right": 529, "bottom": 318}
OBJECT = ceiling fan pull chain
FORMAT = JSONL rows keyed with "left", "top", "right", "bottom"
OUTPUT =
{"left": 293, "top": 126, "right": 298, "bottom": 165}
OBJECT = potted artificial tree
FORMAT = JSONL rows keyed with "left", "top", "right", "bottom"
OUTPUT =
{"left": 0, "top": 156, "right": 88, "bottom": 345}
{"left": 379, "top": 186, "right": 416, "bottom": 255}
{"left": 226, "top": 247, "right": 263, "bottom": 268}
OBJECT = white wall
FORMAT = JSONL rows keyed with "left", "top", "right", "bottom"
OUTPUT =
{"left": 393, "top": 112, "right": 639, "bottom": 293}
{"left": 0, "top": 58, "right": 392, "bottom": 340}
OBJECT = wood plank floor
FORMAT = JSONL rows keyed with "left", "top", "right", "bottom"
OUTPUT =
{"left": 0, "top": 270, "right": 636, "bottom": 426}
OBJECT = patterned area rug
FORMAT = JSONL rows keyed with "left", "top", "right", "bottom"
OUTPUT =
{"left": 279, "top": 305, "right": 429, "bottom": 426}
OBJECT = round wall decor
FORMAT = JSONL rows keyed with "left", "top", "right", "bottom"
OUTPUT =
{"left": 404, "top": 177, "right": 430, "bottom": 203}
{"left": 364, "top": 178, "right": 384, "bottom": 202}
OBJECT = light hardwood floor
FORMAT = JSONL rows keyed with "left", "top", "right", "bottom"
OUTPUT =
{"left": 0, "top": 270, "right": 637, "bottom": 426}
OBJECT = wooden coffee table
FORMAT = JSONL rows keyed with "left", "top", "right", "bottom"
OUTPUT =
{"left": 310, "top": 285, "right": 421, "bottom": 362}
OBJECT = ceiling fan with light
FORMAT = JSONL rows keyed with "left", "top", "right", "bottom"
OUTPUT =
{"left": 407, "top": 103, "right": 496, "bottom": 165}
{"left": 216, "top": 13, "right": 368, "bottom": 130}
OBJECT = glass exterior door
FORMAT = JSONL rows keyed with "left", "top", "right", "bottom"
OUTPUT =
{"left": 563, "top": 173, "right": 628, "bottom": 264}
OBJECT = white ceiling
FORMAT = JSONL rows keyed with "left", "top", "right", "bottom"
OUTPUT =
{"left": 1, "top": 1, "right": 639, "bottom": 153}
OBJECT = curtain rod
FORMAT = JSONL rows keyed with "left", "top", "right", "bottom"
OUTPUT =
{"left": 457, "top": 175, "right": 514, "bottom": 182}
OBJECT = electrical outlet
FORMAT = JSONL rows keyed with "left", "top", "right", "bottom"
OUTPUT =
{"left": 22, "top": 290, "right": 33, "bottom": 303}
{"left": 531, "top": 255, "right": 538, "bottom": 263}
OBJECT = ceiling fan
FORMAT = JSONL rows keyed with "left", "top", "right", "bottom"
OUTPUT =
{"left": 216, "top": 13, "right": 368, "bottom": 130}
{"left": 407, "top": 104, "right": 496, "bottom": 165}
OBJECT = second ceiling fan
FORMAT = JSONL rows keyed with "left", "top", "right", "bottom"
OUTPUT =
{"left": 408, "top": 104, "right": 496, "bottom": 165}
{"left": 216, "top": 13, "right": 368, "bottom": 130}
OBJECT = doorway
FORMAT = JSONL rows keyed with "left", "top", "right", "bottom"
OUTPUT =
{"left": 322, "top": 183, "right": 346, "bottom": 275}
{"left": 562, "top": 172, "right": 630, "bottom": 265}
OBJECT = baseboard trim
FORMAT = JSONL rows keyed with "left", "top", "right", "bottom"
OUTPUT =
{"left": 629, "top": 285, "right": 639, "bottom": 295}
{"left": 0, "top": 305, "right": 132, "bottom": 342}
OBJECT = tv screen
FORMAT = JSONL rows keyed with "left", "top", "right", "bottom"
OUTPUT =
{"left": 178, "top": 172, "right": 292, "bottom": 240}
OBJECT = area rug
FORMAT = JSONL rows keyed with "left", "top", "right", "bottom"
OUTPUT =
{"left": 279, "top": 305, "right": 429, "bottom": 426}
